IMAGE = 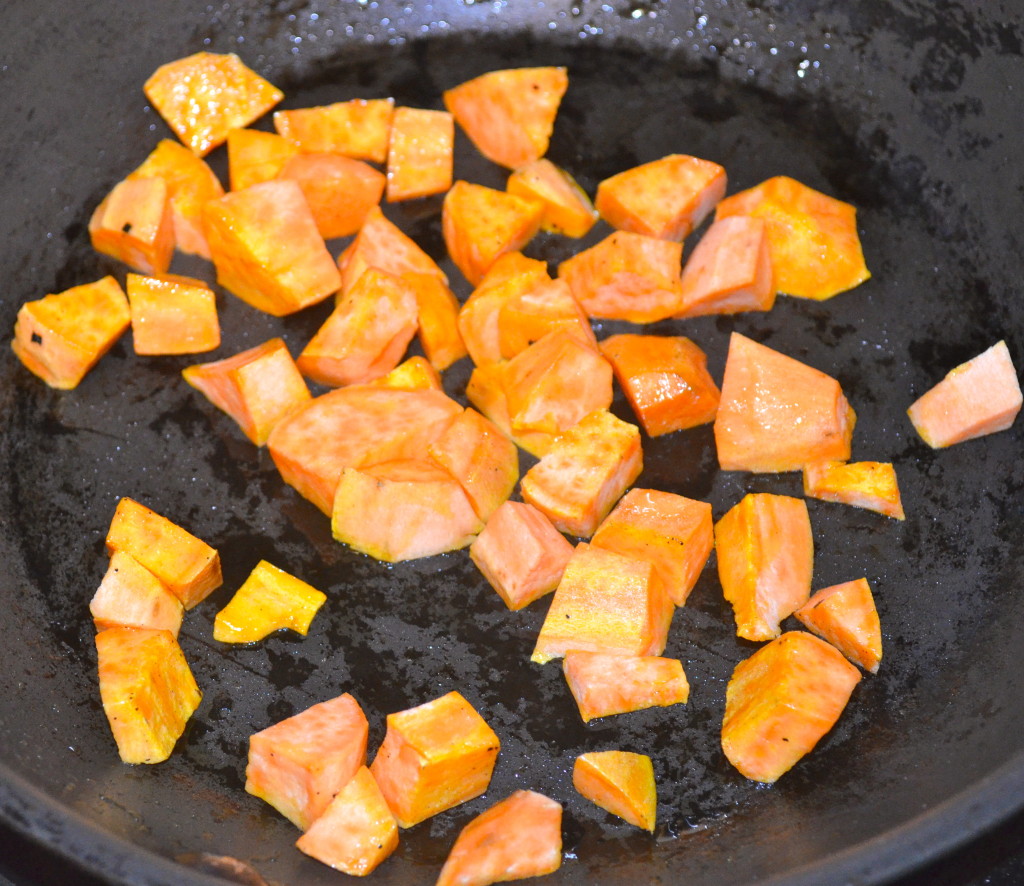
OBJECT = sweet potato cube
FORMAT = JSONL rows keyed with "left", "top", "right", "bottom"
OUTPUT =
{"left": 227, "top": 128, "right": 299, "bottom": 191}
{"left": 507, "top": 158, "right": 598, "bottom": 238}
{"left": 498, "top": 278, "right": 596, "bottom": 360}
{"left": 443, "top": 180, "right": 544, "bottom": 286}
{"left": 403, "top": 272, "right": 467, "bottom": 372}
{"left": 803, "top": 460, "right": 905, "bottom": 520}
{"left": 277, "top": 152, "right": 385, "bottom": 240}
{"left": 296, "top": 766, "right": 399, "bottom": 875}
{"left": 714, "top": 332, "right": 856, "bottom": 472}
{"left": 386, "top": 106, "right": 454, "bottom": 202}
{"left": 89, "top": 176, "right": 175, "bottom": 275}
{"left": 12, "top": 276, "right": 130, "bottom": 390}
{"left": 907, "top": 340, "right": 1022, "bottom": 448}
{"left": 245, "top": 693, "right": 369, "bottom": 830}
{"left": 520, "top": 409, "right": 643, "bottom": 538}
{"left": 213, "top": 560, "right": 326, "bottom": 644}
{"left": 332, "top": 459, "right": 483, "bottom": 563}
{"left": 599, "top": 334, "right": 721, "bottom": 437}
{"left": 105, "top": 497, "right": 222, "bottom": 610}
{"left": 715, "top": 493, "right": 813, "bottom": 642}
{"left": 297, "top": 268, "right": 418, "bottom": 388}
{"left": 274, "top": 98, "right": 395, "bottom": 163}
{"left": 722, "top": 631, "right": 862, "bottom": 783}
{"left": 573, "top": 751, "right": 656, "bottom": 832}
{"left": 90, "top": 550, "right": 184, "bottom": 637}
{"left": 794, "top": 578, "right": 883, "bottom": 673}
{"left": 563, "top": 651, "right": 689, "bottom": 722}
{"left": 596, "top": 153, "right": 727, "bottom": 242}
{"left": 204, "top": 179, "right": 341, "bottom": 316}
{"left": 435, "top": 790, "right": 562, "bottom": 886}
{"left": 465, "top": 363, "right": 558, "bottom": 458}
{"left": 443, "top": 66, "right": 568, "bottom": 170}
{"left": 591, "top": 488, "right": 713, "bottom": 606}
{"left": 367, "top": 356, "right": 443, "bottom": 392}
{"left": 715, "top": 175, "right": 870, "bottom": 300}
{"left": 469, "top": 501, "right": 574, "bottom": 611}
{"left": 126, "top": 273, "right": 220, "bottom": 356}
{"left": 95, "top": 626, "right": 202, "bottom": 764}
{"left": 558, "top": 230, "right": 683, "bottom": 323}
{"left": 370, "top": 690, "right": 500, "bottom": 828}
{"left": 677, "top": 215, "right": 775, "bottom": 317}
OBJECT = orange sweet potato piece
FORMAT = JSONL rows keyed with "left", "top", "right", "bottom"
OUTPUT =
{"left": 677, "top": 215, "right": 775, "bottom": 317}
{"left": 722, "top": 631, "right": 862, "bottom": 783}
{"left": 497, "top": 278, "right": 596, "bottom": 360}
{"left": 144, "top": 52, "right": 284, "bottom": 156}
{"left": 599, "top": 334, "right": 720, "bottom": 436}
{"left": 443, "top": 67, "right": 568, "bottom": 170}
{"left": 803, "top": 460, "right": 905, "bottom": 520}
{"left": 573, "top": 751, "right": 656, "bottom": 832}
{"left": 794, "top": 578, "right": 883, "bottom": 673}
{"left": 275, "top": 98, "right": 395, "bottom": 163}
{"left": 213, "top": 560, "right": 326, "bottom": 644}
{"left": 465, "top": 363, "right": 558, "bottom": 459}
{"left": 386, "top": 106, "right": 454, "bottom": 201}
{"left": 520, "top": 409, "right": 643, "bottom": 537}
{"left": 227, "top": 128, "right": 299, "bottom": 191}
{"left": 204, "top": 179, "right": 341, "bottom": 316}
{"left": 507, "top": 158, "right": 598, "bottom": 238}
{"left": 715, "top": 493, "right": 813, "bottom": 642}
{"left": 126, "top": 273, "right": 220, "bottom": 356}
{"left": 106, "top": 497, "right": 222, "bottom": 610}
{"left": 907, "top": 340, "right": 1022, "bottom": 448}
{"left": 595, "top": 153, "right": 727, "bottom": 242}
{"left": 715, "top": 175, "right": 870, "bottom": 300}
{"left": 296, "top": 766, "right": 399, "bottom": 875}
{"left": 714, "top": 332, "right": 856, "bottom": 472}
{"left": 563, "top": 651, "right": 689, "bottom": 722}
{"left": 245, "top": 693, "right": 369, "bottom": 830}
{"left": 367, "top": 356, "right": 443, "bottom": 393}
{"left": 531, "top": 543, "right": 673, "bottom": 664}
{"left": 277, "top": 152, "right": 386, "bottom": 240}
{"left": 370, "top": 691, "right": 500, "bottom": 828}
{"left": 12, "top": 276, "right": 130, "bottom": 390}
{"left": 402, "top": 272, "right": 467, "bottom": 371}
{"left": 469, "top": 500, "right": 574, "bottom": 611}
{"left": 558, "top": 230, "right": 683, "bottom": 323}
{"left": 89, "top": 550, "right": 184, "bottom": 638}
{"left": 89, "top": 176, "right": 175, "bottom": 275}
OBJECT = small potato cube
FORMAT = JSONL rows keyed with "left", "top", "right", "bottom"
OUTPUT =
{"left": 386, "top": 106, "right": 455, "bottom": 202}
{"left": 497, "top": 278, "right": 596, "bottom": 361}
{"left": 90, "top": 550, "right": 184, "bottom": 637}
{"left": 89, "top": 176, "right": 175, "bottom": 275}
{"left": 367, "top": 356, "right": 443, "bottom": 392}
{"left": 274, "top": 98, "right": 396, "bottom": 163}
{"left": 126, "top": 273, "right": 220, "bottom": 356}
{"left": 563, "top": 651, "right": 689, "bottom": 722}
{"left": 404, "top": 272, "right": 467, "bottom": 372}
{"left": 794, "top": 578, "right": 883, "bottom": 673}
{"left": 227, "top": 128, "right": 298, "bottom": 191}
{"left": 507, "top": 158, "right": 598, "bottom": 239}
{"left": 573, "top": 751, "right": 656, "bottom": 831}
{"left": 277, "top": 152, "right": 386, "bottom": 240}
{"left": 465, "top": 363, "right": 558, "bottom": 459}
{"left": 214, "top": 560, "right": 326, "bottom": 644}
{"left": 803, "top": 460, "right": 905, "bottom": 520}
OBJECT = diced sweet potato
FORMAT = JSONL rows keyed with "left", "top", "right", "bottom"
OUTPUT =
{"left": 721, "top": 631, "right": 862, "bottom": 782}
{"left": 599, "top": 334, "right": 721, "bottom": 436}
{"left": 96, "top": 626, "right": 202, "bottom": 764}
{"left": 573, "top": 751, "right": 656, "bottom": 832}
{"left": 245, "top": 693, "right": 369, "bottom": 830}
{"left": 370, "top": 691, "right": 500, "bottom": 828}
{"left": 89, "top": 176, "right": 175, "bottom": 275}
{"left": 794, "top": 578, "right": 883, "bottom": 673}
{"left": 714, "top": 332, "right": 856, "bottom": 472}
{"left": 715, "top": 493, "right": 813, "bottom": 642}
{"left": 367, "top": 356, "right": 443, "bottom": 392}
{"left": 89, "top": 550, "right": 184, "bottom": 638}
{"left": 403, "top": 272, "right": 467, "bottom": 372}
{"left": 803, "top": 460, "right": 905, "bottom": 520}
{"left": 907, "top": 340, "right": 1022, "bottom": 448}
{"left": 443, "top": 67, "right": 568, "bottom": 169}
{"left": 105, "top": 497, "right": 222, "bottom": 610}
{"left": 227, "top": 128, "right": 299, "bottom": 191}
{"left": 507, "top": 158, "right": 598, "bottom": 238}
{"left": 497, "top": 278, "right": 596, "bottom": 360}
{"left": 274, "top": 98, "right": 396, "bottom": 163}
{"left": 213, "top": 560, "right": 326, "bottom": 643}
{"left": 386, "top": 106, "right": 454, "bottom": 201}
{"left": 126, "top": 273, "right": 220, "bottom": 356}
{"left": 595, "top": 153, "right": 726, "bottom": 242}
{"left": 465, "top": 363, "right": 558, "bottom": 458}
{"left": 277, "top": 152, "right": 386, "bottom": 240}
{"left": 563, "top": 651, "right": 689, "bottom": 722}
{"left": 144, "top": 52, "right": 284, "bottom": 156}
{"left": 12, "top": 276, "right": 130, "bottom": 390}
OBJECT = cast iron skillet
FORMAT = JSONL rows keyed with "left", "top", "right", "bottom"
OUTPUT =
{"left": 1, "top": 1, "right": 1023, "bottom": 884}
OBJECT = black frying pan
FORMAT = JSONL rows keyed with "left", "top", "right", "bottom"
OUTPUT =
{"left": 2, "top": 1, "right": 1023, "bottom": 884}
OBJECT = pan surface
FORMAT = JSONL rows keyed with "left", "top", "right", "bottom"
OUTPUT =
{"left": 1, "top": 1, "right": 1023, "bottom": 885}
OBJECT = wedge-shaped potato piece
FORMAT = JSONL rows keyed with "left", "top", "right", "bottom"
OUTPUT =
{"left": 436, "top": 790, "right": 562, "bottom": 886}
{"left": 12, "top": 276, "right": 130, "bottom": 390}
{"left": 599, "top": 334, "right": 720, "bottom": 437}
{"left": 386, "top": 106, "right": 454, "bottom": 202}
{"left": 574, "top": 751, "right": 656, "bottom": 832}
{"left": 245, "top": 693, "right": 369, "bottom": 830}
{"left": 367, "top": 356, "right": 443, "bottom": 392}
{"left": 443, "top": 67, "right": 568, "bottom": 169}
{"left": 465, "top": 363, "right": 558, "bottom": 459}
{"left": 90, "top": 550, "right": 184, "bottom": 637}
{"left": 591, "top": 488, "right": 713, "bottom": 606}
{"left": 403, "top": 272, "right": 467, "bottom": 372}
{"left": 907, "top": 340, "right": 1022, "bottom": 448}
{"left": 126, "top": 273, "right": 220, "bottom": 356}
{"left": 277, "top": 152, "right": 385, "bottom": 240}
{"left": 89, "top": 176, "right": 175, "bottom": 275}
{"left": 274, "top": 98, "right": 395, "bottom": 163}
{"left": 722, "top": 631, "right": 862, "bottom": 783}
{"left": 521, "top": 409, "right": 643, "bottom": 537}
{"left": 715, "top": 175, "right": 870, "bottom": 300}
{"left": 204, "top": 179, "right": 341, "bottom": 316}
{"left": 596, "top": 153, "right": 726, "bottom": 242}
{"left": 370, "top": 691, "right": 500, "bottom": 828}
{"left": 714, "top": 332, "right": 856, "bottom": 472}
{"left": 227, "top": 128, "right": 299, "bottom": 191}
{"left": 794, "top": 578, "right": 883, "bottom": 673}
{"left": 498, "top": 278, "right": 596, "bottom": 360}
{"left": 144, "top": 52, "right": 283, "bottom": 156}
{"left": 507, "top": 159, "right": 598, "bottom": 238}
{"left": 531, "top": 543, "right": 673, "bottom": 664}
{"left": 106, "top": 497, "right": 222, "bottom": 610}
{"left": 213, "top": 560, "right": 326, "bottom": 644}
{"left": 803, "top": 459, "right": 905, "bottom": 520}
{"left": 96, "top": 626, "right": 201, "bottom": 764}
{"left": 296, "top": 766, "right": 399, "bottom": 875}
{"left": 715, "top": 493, "right": 813, "bottom": 642}
{"left": 563, "top": 651, "right": 689, "bottom": 722}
